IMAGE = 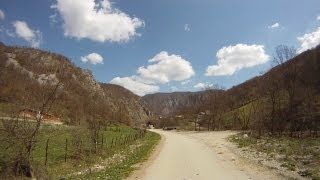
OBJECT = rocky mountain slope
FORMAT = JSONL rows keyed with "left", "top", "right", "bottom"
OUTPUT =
{"left": 142, "top": 90, "right": 222, "bottom": 116}
{"left": 0, "top": 43, "right": 150, "bottom": 126}
{"left": 100, "top": 83, "right": 152, "bottom": 126}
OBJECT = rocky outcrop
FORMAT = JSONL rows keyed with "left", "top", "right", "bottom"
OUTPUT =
{"left": 100, "top": 84, "right": 151, "bottom": 126}
{"left": 143, "top": 91, "right": 214, "bottom": 116}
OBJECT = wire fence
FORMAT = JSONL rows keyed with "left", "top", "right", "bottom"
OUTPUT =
{"left": 32, "top": 127, "right": 147, "bottom": 166}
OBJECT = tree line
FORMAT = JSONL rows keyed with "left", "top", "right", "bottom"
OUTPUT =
{"left": 159, "top": 45, "right": 320, "bottom": 137}
{"left": 200, "top": 45, "right": 320, "bottom": 137}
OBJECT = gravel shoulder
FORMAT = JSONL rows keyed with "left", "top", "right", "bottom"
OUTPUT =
{"left": 127, "top": 129, "right": 284, "bottom": 180}
{"left": 184, "top": 131, "right": 288, "bottom": 180}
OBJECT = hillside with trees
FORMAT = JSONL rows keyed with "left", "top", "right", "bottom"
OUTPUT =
{"left": 143, "top": 90, "right": 223, "bottom": 115}
{"left": 146, "top": 45, "right": 320, "bottom": 137}
{"left": 0, "top": 43, "right": 160, "bottom": 179}
{"left": 0, "top": 42, "right": 151, "bottom": 126}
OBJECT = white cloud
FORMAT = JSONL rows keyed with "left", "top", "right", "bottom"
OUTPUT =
{"left": 181, "top": 79, "right": 191, "bottom": 85}
{"left": 12, "top": 21, "right": 42, "bottom": 47}
{"left": 137, "top": 51, "right": 195, "bottom": 84}
{"left": 6, "top": 29, "right": 15, "bottom": 37}
{"left": 110, "top": 51, "right": 194, "bottom": 95}
{"left": 193, "top": 82, "right": 213, "bottom": 89}
{"left": 81, "top": 53, "right": 104, "bottom": 65}
{"left": 268, "top": 22, "right": 280, "bottom": 29}
{"left": 184, "top": 24, "right": 190, "bottom": 32}
{"left": 110, "top": 77, "right": 159, "bottom": 96}
{"left": 52, "top": 0, "right": 144, "bottom": 43}
{"left": 49, "top": 13, "right": 58, "bottom": 25}
{"left": 170, "top": 86, "right": 178, "bottom": 92}
{"left": 0, "top": 9, "right": 5, "bottom": 20}
{"left": 297, "top": 27, "right": 320, "bottom": 53}
{"left": 205, "top": 44, "right": 269, "bottom": 76}
{"left": 317, "top": 16, "right": 320, "bottom": 21}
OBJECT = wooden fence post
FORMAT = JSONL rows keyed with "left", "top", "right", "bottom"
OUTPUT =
{"left": 65, "top": 138, "right": 68, "bottom": 163}
{"left": 116, "top": 137, "right": 119, "bottom": 146}
{"left": 45, "top": 138, "right": 49, "bottom": 166}
{"left": 111, "top": 138, "right": 114, "bottom": 148}
{"left": 101, "top": 135, "right": 104, "bottom": 149}
{"left": 31, "top": 144, "right": 34, "bottom": 162}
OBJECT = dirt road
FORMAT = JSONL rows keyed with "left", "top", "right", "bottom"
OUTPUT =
{"left": 128, "top": 130, "right": 283, "bottom": 180}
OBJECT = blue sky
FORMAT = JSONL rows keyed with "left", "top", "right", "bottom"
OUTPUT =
{"left": 1, "top": 0, "right": 320, "bottom": 96}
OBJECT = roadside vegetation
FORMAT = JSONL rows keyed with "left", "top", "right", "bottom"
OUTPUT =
{"left": 229, "top": 133, "right": 320, "bottom": 179}
{"left": 74, "top": 130, "right": 160, "bottom": 180}
{"left": 0, "top": 68, "right": 159, "bottom": 179}
{"left": 0, "top": 120, "right": 159, "bottom": 179}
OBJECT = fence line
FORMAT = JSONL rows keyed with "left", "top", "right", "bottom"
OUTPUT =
{"left": 37, "top": 128, "right": 147, "bottom": 166}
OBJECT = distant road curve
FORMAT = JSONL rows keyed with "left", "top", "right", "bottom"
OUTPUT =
{"left": 128, "top": 129, "right": 283, "bottom": 180}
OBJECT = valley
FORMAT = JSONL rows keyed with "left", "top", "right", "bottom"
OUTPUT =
{"left": 1, "top": 34, "right": 320, "bottom": 180}
{"left": 1, "top": 0, "right": 320, "bottom": 179}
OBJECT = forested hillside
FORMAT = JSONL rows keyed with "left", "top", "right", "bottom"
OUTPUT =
{"left": 148, "top": 45, "right": 320, "bottom": 136}
{"left": 0, "top": 43, "right": 151, "bottom": 126}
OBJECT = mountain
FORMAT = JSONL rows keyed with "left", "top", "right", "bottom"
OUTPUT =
{"left": 0, "top": 43, "right": 151, "bottom": 126}
{"left": 143, "top": 45, "right": 320, "bottom": 119}
{"left": 1, "top": 42, "right": 319, "bottom": 130}
{"left": 224, "top": 45, "right": 320, "bottom": 107}
{"left": 142, "top": 90, "right": 223, "bottom": 116}
{"left": 100, "top": 83, "right": 152, "bottom": 126}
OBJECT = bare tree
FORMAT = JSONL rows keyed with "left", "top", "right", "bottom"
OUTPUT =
{"left": 1, "top": 81, "right": 62, "bottom": 177}
{"left": 272, "top": 45, "right": 296, "bottom": 66}
{"left": 238, "top": 106, "right": 252, "bottom": 130}
{"left": 87, "top": 118, "right": 102, "bottom": 153}
{"left": 273, "top": 45, "right": 306, "bottom": 136}
{"left": 204, "top": 84, "right": 224, "bottom": 131}
{"left": 265, "top": 73, "right": 283, "bottom": 135}
{"left": 250, "top": 100, "right": 264, "bottom": 137}
{"left": 263, "top": 45, "right": 298, "bottom": 136}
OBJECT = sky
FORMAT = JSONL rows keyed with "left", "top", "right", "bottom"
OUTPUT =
{"left": 1, "top": 0, "right": 320, "bottom": 96}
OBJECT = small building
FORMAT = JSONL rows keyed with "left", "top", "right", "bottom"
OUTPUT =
{"left": 19, "top": 108, "right": 61, "bottom": 124}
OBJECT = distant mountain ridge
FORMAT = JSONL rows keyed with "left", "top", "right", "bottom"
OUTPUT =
{"left": 143, "top": 45, "right": 320, "bottom": 117}
{"left": 142, "top": 90, "right": 222, "bottom": 116}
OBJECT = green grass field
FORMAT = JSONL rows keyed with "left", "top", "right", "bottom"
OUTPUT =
{"left": 0, "top": 121, "right": 160, "bottom": 179}
{"left": 74, "top": 131, "right": 160, "bottom": 180}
